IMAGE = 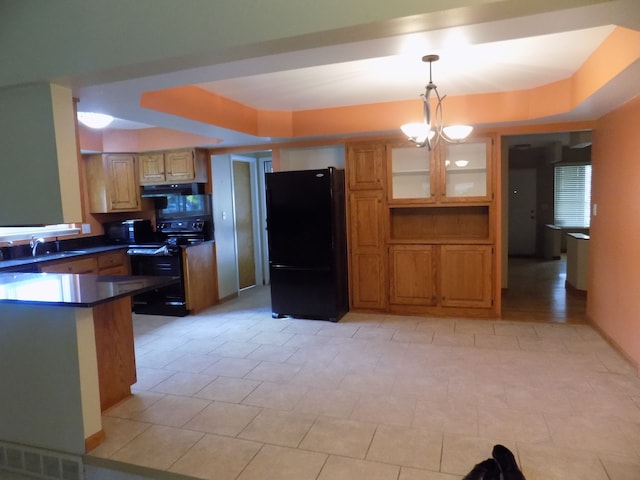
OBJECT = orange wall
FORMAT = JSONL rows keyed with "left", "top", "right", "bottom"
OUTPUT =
{"left": 588, "top": 95, "right": 640, "bottom": 371}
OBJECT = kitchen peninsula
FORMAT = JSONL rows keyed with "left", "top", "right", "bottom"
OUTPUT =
{"left": 0, "top": 272, "right": 179, "bottom": 458}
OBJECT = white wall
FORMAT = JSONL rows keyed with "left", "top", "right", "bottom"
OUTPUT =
{"left": 279, "top": 146, "right": 344, "bottom": 171}
{"left": 211, "top": 155, "right": 239, "bottom": 300}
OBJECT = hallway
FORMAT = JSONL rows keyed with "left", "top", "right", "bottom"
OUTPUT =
{"left": 502, "top": 256, "right": 587, "bottom": 324}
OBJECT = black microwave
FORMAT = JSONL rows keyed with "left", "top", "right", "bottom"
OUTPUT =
{"left": 105, "top": 219, "right": 154, "bottom": 244}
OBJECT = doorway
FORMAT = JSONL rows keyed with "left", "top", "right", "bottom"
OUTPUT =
{"left": 502, "top": 132, "right": 590, "bottom": 323}
{"left": 232, "top": 156, "right": 263, "bottom": 290}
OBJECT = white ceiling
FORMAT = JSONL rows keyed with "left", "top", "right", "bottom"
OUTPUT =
{"left": 75, "top": 2, "right": 640, "bottom": 148}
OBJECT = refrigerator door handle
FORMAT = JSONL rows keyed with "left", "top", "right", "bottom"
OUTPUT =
{"left": 271, "top": 264, "right": 331, "bottom": 271}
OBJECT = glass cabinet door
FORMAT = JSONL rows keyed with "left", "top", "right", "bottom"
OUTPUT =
{"left": 389, "top": 146, "right": 432, "bottom": 201}
{"left": 443, "top": 140, "right": 489, "bottom": 200}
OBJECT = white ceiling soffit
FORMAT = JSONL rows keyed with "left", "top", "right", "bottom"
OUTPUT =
{"left": 196, "top": 25, "right": 616, "bottom": 111}
{"left": 71, "top": 0, "right": 640, "bottom": 147}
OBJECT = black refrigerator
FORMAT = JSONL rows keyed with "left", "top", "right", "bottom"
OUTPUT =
{"left": 265, "top": 167, "right": 348, "bottom": 322}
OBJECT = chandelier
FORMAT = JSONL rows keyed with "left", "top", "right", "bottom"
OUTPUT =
{"left": 400, "top": 54, "right": 473, "bottom": 150}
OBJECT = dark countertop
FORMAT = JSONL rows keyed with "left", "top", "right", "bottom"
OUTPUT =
{"left": 0, "top": 245, "right": 127, "bottom": 272}
{"left": 0, "top": 272, "right": 179, "bottom": 307}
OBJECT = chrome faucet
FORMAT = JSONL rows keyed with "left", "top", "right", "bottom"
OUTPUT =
{"left": 30, "top": 236, "right": 45, "bottom": 256}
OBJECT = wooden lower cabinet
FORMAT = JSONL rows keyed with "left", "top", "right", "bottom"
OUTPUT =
{"left": 388, "top": 243, "right": 493, "bottom": 314}
{"left": 440, "top": 244, "right": 493, "bottom": 308}
{"left": 97, "top": 250, "right": 130, "bottom": 275}
{"left": 351, "top": 252, "right": 387, "bottom": 310}
{"left": 389, "top": 245, "right": 436, "bottom": 306}
{"left": 39, "top": 256, "right": 98, "bottom": 274}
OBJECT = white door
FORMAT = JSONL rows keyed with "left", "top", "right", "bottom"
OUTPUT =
{"left": 508, "top": 168, "right": 537, "bottom": 256}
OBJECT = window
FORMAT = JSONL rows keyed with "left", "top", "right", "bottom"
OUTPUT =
{"left": 0, "top": 224, "right": 81, "bottom": 243}
{"left": 554, "top": 164, "right": 592, "bottom": 228}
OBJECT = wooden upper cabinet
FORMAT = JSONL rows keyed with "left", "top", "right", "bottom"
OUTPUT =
{"left": 139, "top": 148, "right": 208, "bottom": 185}
{"left": 439, "top": 138, "right": 493, "bottom": 203}
{"left": 388, "top": 137, "right": 493, "bottom": 205}
{"left": 346, "top": 143, "right": 385, "bottom": 190}
{"left": 86, "top": 154, "right": 141, "bottom": 213}
{"left": 138, "top": 152, "right": 166, "bottom": 185}
{"left": 439, "top": 244, "right": 493, "bottom": 308}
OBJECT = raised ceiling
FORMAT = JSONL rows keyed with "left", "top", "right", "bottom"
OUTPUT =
{"left": 61, "top": 0, "right": 640, "bottom": 148}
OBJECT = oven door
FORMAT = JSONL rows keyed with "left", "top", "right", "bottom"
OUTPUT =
{"left": 129, "top": 253, "right": 187, "bottom": 316}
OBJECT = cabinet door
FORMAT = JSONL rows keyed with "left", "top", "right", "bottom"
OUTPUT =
{"left": 348, "top": 191, "right": 387, "bottom": 309}
{"left": 97, "top": 250, "right": 130, "bottom": 275}
{"left": 440, "top": 245, "right": 492, "bottom": 308}
{"left": 138, "top": 152, "right": 166, "bottom": 185}
{"left": 388, "top": 144, "right": 435, "bottom": 203}
{"left": 107, "top": 154, "right": 140, "bottom": 211}
{"left": 389, "top": 245, "right": 436, "bottom": 305}
{"left": 346, "top": 143, "right": 384, "bottom": 190}
{"left": 440, "top": 139, "right": 492, "bottom": 202}
{"left": 165, "top": 149, "right": 196, "bottom": 182}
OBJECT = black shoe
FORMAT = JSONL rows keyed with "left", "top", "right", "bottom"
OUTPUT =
{"left": 492, "top": 444, "right": 526, "bottom": 480}
{"left": 462, "top": 458, "right": 501, "bottom": 480}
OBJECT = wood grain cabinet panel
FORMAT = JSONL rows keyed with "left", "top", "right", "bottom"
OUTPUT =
{"left": 346, "top": 143, "right": 385, "bottom": 190}
{"left": 440, "top": 245, "right": 493, "bottom": 308}
{"left": 183, "top": 242, "right": 219, "bottom": 314}
{"left": 138, "top": 148, "right": 208, "bottom": 185}
{"left": 97, "top": 250, "right": 130, "bottom": 275}
{"left": 39, "top": 257, "right": 98, "bottom": 274}
{"left": 389, "top": 245, "right": 437, "bottom": 306}
{"left": 86, "top": 154, "right": 141, "bottom": 213}
{"left": 350, "top": 252, "right": 386, "bottom": 309}
{"left": 138, "top": 152, "right": 166, "bottom": 185}
{"left": 92, "top": 297, "right": 136, "bottom": 411}
{"left": 348, "top": 190, "right": 387, "bottom": 310}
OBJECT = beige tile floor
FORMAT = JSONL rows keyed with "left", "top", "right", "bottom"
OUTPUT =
{"left": 88, "top": 285, "right": 640, "bottom": 480}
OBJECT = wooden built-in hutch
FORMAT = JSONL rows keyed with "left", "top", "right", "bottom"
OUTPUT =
{"left": 346, "top": 135, "right": 498, "bottom": 317}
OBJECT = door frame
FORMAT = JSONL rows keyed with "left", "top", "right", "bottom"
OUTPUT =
{"left": 258, "top": 157, "right": 272, "bottom": 284}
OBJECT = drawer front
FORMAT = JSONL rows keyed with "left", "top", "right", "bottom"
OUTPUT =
{"left": 98, "top": 251, "right": 126, "bottom": 269}
{"left": 40, "top": 257, "right": 98, "bottom": 274}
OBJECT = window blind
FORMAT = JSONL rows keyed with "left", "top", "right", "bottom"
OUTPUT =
{"left": 554, "top": 164, "right": 592, "bottom": 228}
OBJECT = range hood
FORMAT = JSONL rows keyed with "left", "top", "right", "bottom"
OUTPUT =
{"left": 141, "top": 183, "right": 206, "bottom": 197}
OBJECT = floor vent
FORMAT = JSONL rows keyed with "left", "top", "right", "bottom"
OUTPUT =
{"left": 0, "top": 442, "right": 83, "bottom": 480}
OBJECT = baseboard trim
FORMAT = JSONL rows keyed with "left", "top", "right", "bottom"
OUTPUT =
{"left": 85, "top": 430, "right": 105, "bottom": 453}
{"left": 587, "top": 314, "right": 640, "bottom": 377}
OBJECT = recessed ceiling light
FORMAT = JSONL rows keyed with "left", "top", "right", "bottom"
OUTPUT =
{"left": 454, "top": 160, "right": 469, "bottom": 167}
{"left": 77, "top": 112, "right": 114, "bottom": 129}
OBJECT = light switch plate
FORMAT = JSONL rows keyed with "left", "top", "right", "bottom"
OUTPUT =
{"left": 81, "top": 223, "right": 91, "bottom": 234}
